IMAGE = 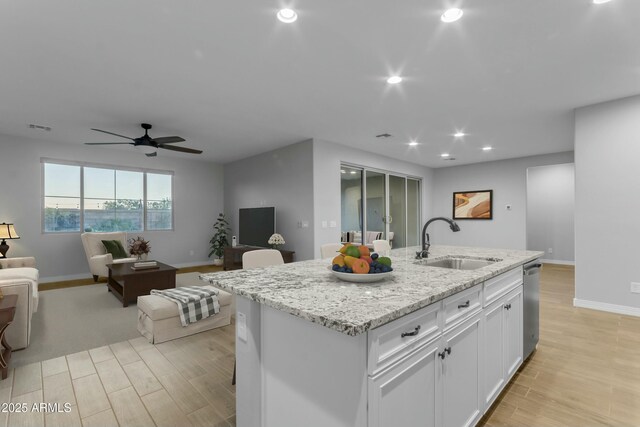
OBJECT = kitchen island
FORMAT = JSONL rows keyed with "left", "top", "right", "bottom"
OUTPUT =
{"left": 201, "top": 245, "right": 543, "bottom": 427}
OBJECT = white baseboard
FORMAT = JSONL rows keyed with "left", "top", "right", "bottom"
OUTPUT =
{"left": 541, "top": 259, "right": 575, "bottom": 266}
{"left": 573, "top": 298, "right": 640, "bottom": 317}
{"left": 40, "top": 260, "right": 214, "bottom": 283}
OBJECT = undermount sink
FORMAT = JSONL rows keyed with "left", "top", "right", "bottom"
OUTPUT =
{"left": 420, "top": 256, "right": 500, "bottom": 270}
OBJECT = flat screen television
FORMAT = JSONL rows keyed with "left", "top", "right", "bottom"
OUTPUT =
{"left": 239, "top": 207, "right": 276, "bottom": 247}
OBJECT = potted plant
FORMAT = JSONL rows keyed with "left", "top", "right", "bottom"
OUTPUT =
{"left": 128, "top": 236, "right": 151, "bottom": 260}
{"left": 209, "top": 213, "right": 230, "bottom": 266}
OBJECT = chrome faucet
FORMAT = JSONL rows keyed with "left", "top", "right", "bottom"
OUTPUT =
{"left": 416, "top": 217, "right": 461, "bottom": 259}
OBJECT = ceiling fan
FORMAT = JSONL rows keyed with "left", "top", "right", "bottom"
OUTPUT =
{"left": 85, "top": 123, "right": 202, "bottom": 157}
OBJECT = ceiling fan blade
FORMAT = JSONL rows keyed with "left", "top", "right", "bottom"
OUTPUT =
{"left": 85, "top": 142, "right": 134, "bottom": 145}
{"left": 90, "top": 128, "right": 136, "bottom": 141}
{"left": 159, "top": 144, "right": 203, "bottom": 154}
{"left": 153, "top": 136, "right": 185, "bottom": 144}
{"left": 145, "top": 151, "right": 158, "bottom": 157}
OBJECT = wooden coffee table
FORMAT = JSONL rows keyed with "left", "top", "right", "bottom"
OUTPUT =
{"left": 106, "top": 261, "right": 177, "bottom": 307}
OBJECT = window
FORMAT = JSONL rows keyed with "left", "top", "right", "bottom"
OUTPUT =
{"left": 44, "top": 163, "right": 81, "bottom": 232}
{"left": 42, "top": 160, "right": 173, "bottom": 233}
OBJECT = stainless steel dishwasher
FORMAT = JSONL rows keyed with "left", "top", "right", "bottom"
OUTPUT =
{"left": 523, "top": 261, "right": 542, "bottom": 360}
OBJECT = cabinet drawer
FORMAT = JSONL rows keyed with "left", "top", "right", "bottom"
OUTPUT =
{"left": 443, "top": 284, "right": 482, "bottom": 331}
{"left": 368, "top": 302, "right": 441, "bottom": 376}
{"left": 483, "top": 267, "right": 523, "bottom": 307}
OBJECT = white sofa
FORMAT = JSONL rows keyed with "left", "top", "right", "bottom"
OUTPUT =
{"left": 0, "top": 257, "right": 39, "bottom": 349}
{"left": 81, "top": 232, "right": 137, "bottom": 281}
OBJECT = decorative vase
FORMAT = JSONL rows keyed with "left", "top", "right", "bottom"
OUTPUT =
{"left": 137, "top": 253, "right": 148, "bottom": 261}
{"left": 213, "top": 258, "right": 224, "bottom": 266}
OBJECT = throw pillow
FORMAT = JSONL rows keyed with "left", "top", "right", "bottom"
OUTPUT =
{"left": 102, "top": 240, "right": 128, "bottom": 259}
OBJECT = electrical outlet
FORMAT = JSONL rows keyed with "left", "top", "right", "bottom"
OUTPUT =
{"left": 631, "top": 282, "right": 640, "bottom": 294}
{"left": 297, "top": 221, "right": 303, "bottom": 228}
{"left": 302, "top": 221, "right": 309, "bottom": 228}
{"left": 548, "top": 248, "right": 553, "bottom": 254}
{"left": 189, "top": 250, "right": 194, "bottom": 256}
{"left": 329, "top": 221, "right": 337, "bottom": 228}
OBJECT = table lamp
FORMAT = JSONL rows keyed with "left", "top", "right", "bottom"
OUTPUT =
{"left": 0, "top": 223, "right": 20, "bottom": 258}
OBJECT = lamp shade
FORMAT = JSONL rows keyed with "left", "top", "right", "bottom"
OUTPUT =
{"left": 0, "top": 223, "right": 19, "bottom": 240}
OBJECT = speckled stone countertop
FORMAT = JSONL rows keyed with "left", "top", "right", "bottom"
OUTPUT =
{"left": 200, "top": 245, "right": 543, "bottom": 336}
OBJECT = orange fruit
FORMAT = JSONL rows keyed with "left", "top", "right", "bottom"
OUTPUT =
{"left": 352, "top": 259, "right": 370, "bottom": 274}
{"left": 332, "top": 255, "right": 345, "bottom": 267}
{"left": 358, "top": 245, "right": 370, "bottom": 257}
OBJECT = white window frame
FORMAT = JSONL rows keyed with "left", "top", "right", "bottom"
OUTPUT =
{"left": 41, "top": 158, "right": 175, "bottom": 233}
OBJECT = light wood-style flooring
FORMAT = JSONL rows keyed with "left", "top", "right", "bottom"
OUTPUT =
{"left": 480, "top": 264, "right": 640, "bottom": 426}
{"left": 1, "top": 324, "right": 236, "bottom": 427}
{"left": 6, "top": 263, "right": 640, "bottom": 426}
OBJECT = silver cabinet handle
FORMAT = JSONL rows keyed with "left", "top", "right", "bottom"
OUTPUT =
{"left": 401, "top": 325, "right": 421, "bottom": 338}
{"left": 458, "top": 300, "right": 470, "bottom": 309}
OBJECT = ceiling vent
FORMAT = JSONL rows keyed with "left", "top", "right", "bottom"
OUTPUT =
{"left": 376, "top": 133, "right": 392, "bottom": 138}
{"left": 28, "top": 124, "right": 52, "bottom": 132}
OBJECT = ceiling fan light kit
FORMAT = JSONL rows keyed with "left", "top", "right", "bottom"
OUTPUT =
{"left": 85, "top": 123, "right": 202, "bottom": 157}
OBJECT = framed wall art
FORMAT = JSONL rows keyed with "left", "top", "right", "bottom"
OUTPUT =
{"left": 453, "top": 190, "right": 493, "bottom": 220}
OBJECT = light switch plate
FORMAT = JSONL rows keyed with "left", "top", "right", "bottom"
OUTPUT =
{"left": 329, "top": 221, "right": 337, "bottom": 228}
{"left": 237, "top": 312, "right": 247, "bottom": 342}
{"left": 631, "top": 282, "right": 640, "bottom": 294}
{"left": 321, "top": 221, "right": 327, "bottom": 228}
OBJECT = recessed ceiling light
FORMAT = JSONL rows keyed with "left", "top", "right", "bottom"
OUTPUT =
{"left": 441, "top": 8, "right": 463, "bottom": 23}
{"left": 453, "top": 131, "right": 465, "bottom": 138}
{"left": 341, "top": 169, "right": 346, "bottom": 174}
{"left": 592, "top": 0, "right": 612, "bottom": 4}
{"left": 386, "top": 76, "right": 403, "bottom": 84}
{"left": 441, "top": 153, "right": 450, "bottom": 158}
{"left": 350, "top": 171, "right": 357, "bottom": 174}
{"left": 482, "top": 146, "right": 493, "bottom": 151}
{"left": 408, "top": 141, "right": 419, "bottom": 146}
{"left": 277, "top": 8, "right": 298, "bottom": 23}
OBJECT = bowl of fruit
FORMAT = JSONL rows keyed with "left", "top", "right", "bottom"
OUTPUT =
{"left": 330, "top": 243, "right": 393, "bottom": 283}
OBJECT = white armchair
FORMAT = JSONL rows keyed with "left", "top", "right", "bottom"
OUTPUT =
{"left": 0, "top": 257, "right": 39, "bottom": 349}
{"left": 81, "top": 232, "right": 137, "bottom": 281}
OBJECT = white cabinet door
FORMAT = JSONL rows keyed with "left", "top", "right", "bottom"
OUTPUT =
{"left": 442, "top": 315, "right": 482, "bottom": 427}
{"left": 368, "top": 339, "right": 441, "bottom": 427}
{"left": 504, "top": 287, "right": 523, "bottom": 380}
{"left": 482, "top": 301, "right": 505, "bottom": 409}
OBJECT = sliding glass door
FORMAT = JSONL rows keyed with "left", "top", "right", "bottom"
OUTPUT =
{"left": 340, "top": 164, "right": 421, "bottom": 249}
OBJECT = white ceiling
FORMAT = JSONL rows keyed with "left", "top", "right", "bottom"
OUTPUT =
{"left": 0, "top": 0, "right": 638, "bottom": 167}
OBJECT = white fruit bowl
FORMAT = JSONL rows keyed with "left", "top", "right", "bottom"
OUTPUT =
{"left": 330, "top": 268, "right": 393, "bottom": 283}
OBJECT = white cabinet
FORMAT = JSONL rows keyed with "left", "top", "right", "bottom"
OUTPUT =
{"left": 366, "top": 270, "right": 526, "bottom": 427}
{"left": 442, "top": 315, "right": 482, "bottom": 427}
{"left": 368, "top": 339, "right": 442, "bottom": 427}
{"left": 482, "top": 285, "right": 523, "bottom": 408}
{"left": 369, "top": 312, "right": 483, "bottom": 427}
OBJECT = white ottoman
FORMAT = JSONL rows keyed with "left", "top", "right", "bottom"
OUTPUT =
{"left": 137, "top": 273, "right": 232, "bottom": 343}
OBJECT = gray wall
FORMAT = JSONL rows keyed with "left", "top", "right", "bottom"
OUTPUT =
{"left": 575, "top": 95, "right": 640, "bottom": 313}
{"left": 313, "top": 139, "right": 434, "bottom": 258}
{"left": 430, "top": 152, "right": 574, "bottom": 250}
{"left": 526, "top": 163, "right": 575, "bottom": 263}
{"left": 224, "top": 140, "right": 315, "bottom": 261}
{"left": 0, "top": 135, "right": 224, "bottom": 281}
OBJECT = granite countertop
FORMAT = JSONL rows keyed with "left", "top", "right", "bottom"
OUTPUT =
{"left": 200, "top": 245, "right": 543, "bottom": 336}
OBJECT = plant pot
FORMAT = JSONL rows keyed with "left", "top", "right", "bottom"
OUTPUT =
{"left": 212, "top": 258, "right": 224, "bottom": 266}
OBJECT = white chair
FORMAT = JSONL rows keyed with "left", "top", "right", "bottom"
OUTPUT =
{"left": 372, "top": 240, "right": 391, "bottom": 257}
{"left": 243, "top": 249, "right": 285, "bottom": 269}
{"left": 320, "top": 243, "right": 343, "bottom": 259}
{"left": 81, "top": 232, "right": 138, "bottom": 281}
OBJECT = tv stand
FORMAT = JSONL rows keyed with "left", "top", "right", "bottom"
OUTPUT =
{"left": 223, "top": 246, "right": 295, "bottom": 271}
